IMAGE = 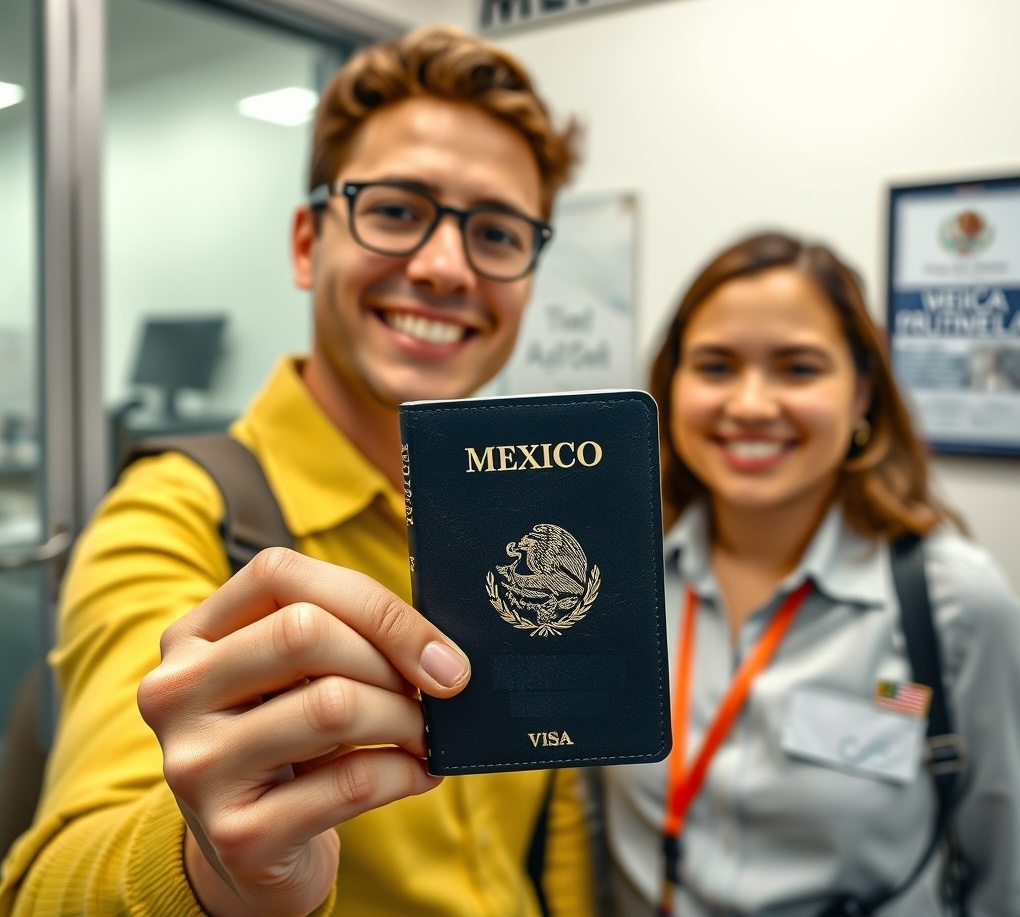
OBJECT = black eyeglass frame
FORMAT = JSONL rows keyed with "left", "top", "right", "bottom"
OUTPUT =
{"left": 308, "top": 180, "right": 554, "bottom": 282}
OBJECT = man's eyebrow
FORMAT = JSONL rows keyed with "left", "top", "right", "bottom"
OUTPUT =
{"left": 372, "top": 175, "right": 534, "bottom": 216}
{"left": 372, "top": 175, "right": 433, "bottom": 194}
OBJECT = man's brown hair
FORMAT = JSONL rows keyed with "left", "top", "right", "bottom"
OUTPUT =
{"left": 309, "top": 25, "right": 581, "bottom": 221}
{"left": 648, "top": 231, "right": 963, "bottom": 538}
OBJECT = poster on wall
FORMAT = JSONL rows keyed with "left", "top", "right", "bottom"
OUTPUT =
{"left": 488, "top": 191, "right": 637, "bottom": 397}
{"left": 887, "top": 175, "right": 1020, "bottom": 456}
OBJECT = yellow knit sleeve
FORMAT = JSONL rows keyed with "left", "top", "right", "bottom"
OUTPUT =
{"left": 0, "top": 452, "right": 343, "bottom": 917}
{"left": 543, "top": 768, "right": 598, "bottom": 917}
{"left": 0, "top": 454, "right": 227, "bottom": 914}
{"left": 2, "top": 783, "right": 337, "bottom": 916}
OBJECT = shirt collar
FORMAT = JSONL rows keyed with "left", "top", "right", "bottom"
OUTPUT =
{"left": 664, "top": 502, "right": 716, "bottom": 596}
{"left": 664, "top": 501, "right": 888, "bottom": 610}
{"left": 230, "top": 357, "right": 404, "bottom": 538}
{"left": 797, "top": 506, "right": 887, "bottom": 608}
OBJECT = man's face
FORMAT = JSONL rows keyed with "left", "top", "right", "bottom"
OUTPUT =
{"left": 293, "top": 97, "right": 543, "bottom": 414}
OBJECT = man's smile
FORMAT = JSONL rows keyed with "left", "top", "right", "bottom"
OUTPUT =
{"left": 377, "top": 308, "right": 475, "bottom": 346}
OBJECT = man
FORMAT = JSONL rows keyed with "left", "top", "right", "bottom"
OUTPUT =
{"left": 0, "top": 26, "right": 591, "bottom": 916}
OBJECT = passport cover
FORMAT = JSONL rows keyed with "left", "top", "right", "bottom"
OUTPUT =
{"left": 399, "top": 390, "right": 670, "bottom": 775}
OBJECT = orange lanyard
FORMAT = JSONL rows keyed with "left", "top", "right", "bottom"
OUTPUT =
{"left": 658, "top": 579, "right": 811, "bottom": 916}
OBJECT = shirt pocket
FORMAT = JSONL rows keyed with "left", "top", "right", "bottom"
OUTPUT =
{"left": 780, "top": 685, "right": 926, "bottom": 785}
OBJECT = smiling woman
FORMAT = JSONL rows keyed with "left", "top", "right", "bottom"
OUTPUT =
{"left": 651, "top": 232, "right": 952, "bottom": 542}
{"left": 597, "top": 231, "right": 1020, "bottom": 917}
{"left": 670, "top": 266, "right": 871, "bottom": 545}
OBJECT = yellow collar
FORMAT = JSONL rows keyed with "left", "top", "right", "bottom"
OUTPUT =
{"left": 230, "top": 357, "right": 404, "bottom": 537}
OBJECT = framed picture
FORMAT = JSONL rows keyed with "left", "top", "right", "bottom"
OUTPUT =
{"left": 887, "top": 174, "right": 1020, "bottom": 456}
{"left": 489, "top": 190, "right": 638, "bottom": 397}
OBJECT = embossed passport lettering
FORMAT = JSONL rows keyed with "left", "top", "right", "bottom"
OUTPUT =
{"left": 399, "top": 391, "right": 671, "bottom": 775}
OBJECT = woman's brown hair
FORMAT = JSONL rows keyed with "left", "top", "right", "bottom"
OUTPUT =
{"left": 309, "top": 25, "right": 581, "bottom": 222}
{"left": 648, "top": 231, "right": 962, "bottom": 538}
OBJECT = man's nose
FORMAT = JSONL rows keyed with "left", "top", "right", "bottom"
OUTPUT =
{"left": 405, "top": 215, "right": 476, "bottom": 294}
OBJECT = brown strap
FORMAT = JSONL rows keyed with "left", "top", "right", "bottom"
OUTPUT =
{"left": 119, "top": 433, "right": 293, "bottom": 574}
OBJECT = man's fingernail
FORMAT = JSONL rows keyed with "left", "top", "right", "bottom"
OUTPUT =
{"left": 420, "top": 641, "right": 470, "bottom": 688}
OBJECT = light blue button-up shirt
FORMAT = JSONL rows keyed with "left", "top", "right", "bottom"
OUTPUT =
{"left": 601, "top": 503, "right": 1020, "bottom": 916}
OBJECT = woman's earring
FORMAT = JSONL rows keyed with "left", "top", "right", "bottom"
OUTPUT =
{"left": 853, "top": 418, "right": 872, "bottom": 448}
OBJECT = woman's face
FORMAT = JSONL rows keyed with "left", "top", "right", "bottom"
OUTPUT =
{"left": 670, "top": 266, "right": 871, "bottom": 521}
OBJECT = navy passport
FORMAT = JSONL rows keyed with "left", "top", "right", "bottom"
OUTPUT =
{"left": 399, "top": 390, "right": 671, "bottom": 775}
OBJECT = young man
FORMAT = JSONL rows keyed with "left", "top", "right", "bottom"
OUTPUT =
{"left": 0, "top": 26, "right": 591, "bottom": 916}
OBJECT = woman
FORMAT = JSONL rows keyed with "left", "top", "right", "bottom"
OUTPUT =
{"left": 601, "top": 232, "right": 1020, "bottom": 916}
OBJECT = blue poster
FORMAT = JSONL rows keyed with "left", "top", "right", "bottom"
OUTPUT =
{"left": 888, "top": 176, "right": 1020, "bottom": 455}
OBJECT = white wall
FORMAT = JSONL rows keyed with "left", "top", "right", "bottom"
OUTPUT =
{"left": 335, "top": 0, "right": 1020, "bottom": 590}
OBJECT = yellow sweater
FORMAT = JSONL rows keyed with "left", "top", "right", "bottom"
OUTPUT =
{"left": 0, "top": 358, "right": 595, "bottom": 916}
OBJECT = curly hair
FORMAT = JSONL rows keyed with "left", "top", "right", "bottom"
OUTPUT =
{"left": 648, "top": 231, "right": 963, "bottom": 539}
{"left": 309, "top": 25, "right": 581, "bottom": 221}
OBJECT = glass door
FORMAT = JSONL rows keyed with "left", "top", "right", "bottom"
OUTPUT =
{"left": 103, "top": 0, "right": 392, "bottom": 471}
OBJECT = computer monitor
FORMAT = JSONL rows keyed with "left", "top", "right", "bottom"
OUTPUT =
{"left": 130, "top": 315, "right": 227, "bottom": 420}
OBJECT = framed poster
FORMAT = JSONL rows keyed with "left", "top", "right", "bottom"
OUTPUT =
{"left": 887, "top": 174, "right": 1020, "bottom": 456}
{"left": 489, "top": 191, "right": 637, "bottom": 396}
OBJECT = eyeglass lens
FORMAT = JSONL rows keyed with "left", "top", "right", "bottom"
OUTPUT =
{"left": 349, "top": 184, "right": 537, "bottom": 280}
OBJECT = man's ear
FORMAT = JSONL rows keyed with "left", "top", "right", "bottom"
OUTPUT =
{"left": 291, "top": 205, "right": 316, "bottom": 291}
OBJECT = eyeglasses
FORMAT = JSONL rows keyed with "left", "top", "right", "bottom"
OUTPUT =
{"left": 308, "top": 180, "right": 554, "bottom": 282}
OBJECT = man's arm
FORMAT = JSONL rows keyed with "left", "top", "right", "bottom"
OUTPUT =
{"left": 0, "top": 453, "right": 228, "bottom": 915}
{"left": 0, "top": 453, "right": 470, "bottom": 917}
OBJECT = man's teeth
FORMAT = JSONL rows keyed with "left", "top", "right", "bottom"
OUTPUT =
{"left": 726, "top": 441, "right": 783, "bottom": 459}
{"left": 385, "top": 312, "right": 464, "bottom": 344}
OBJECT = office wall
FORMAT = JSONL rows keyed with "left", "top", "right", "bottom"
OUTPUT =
{"left": 336, "top": 0, "right": 1020, "bottom": 590}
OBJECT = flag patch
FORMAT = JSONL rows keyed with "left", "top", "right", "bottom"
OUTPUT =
{"left": 874, "top": 680, "right": 931, "bottom": 717}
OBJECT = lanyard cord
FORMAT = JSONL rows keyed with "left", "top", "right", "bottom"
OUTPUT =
{"left": 658, "top": 579, "right": 812, "bottom": 916}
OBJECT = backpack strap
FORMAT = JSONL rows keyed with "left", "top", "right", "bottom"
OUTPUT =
{"left": 119, "top": 433, "right": 293, "bottom": 575}
{"left": 882, "top": 534, "right": 968, "bottom": 913}
{"left": 526, "top": 772, "right": 556, "bottom": 917}
{"left": 820, "top": 534, "right": 968, "bottom": 917}
{"left": 892, "top": 535, "right": 967, "bottom": 786}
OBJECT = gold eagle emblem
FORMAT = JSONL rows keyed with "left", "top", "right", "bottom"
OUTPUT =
{"left": 486, "top": 523, "right": 600, "bottom": 636}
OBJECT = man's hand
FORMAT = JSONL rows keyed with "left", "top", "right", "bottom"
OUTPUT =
{"left": 137, "top": 548, "right": 470, "bottom": 917}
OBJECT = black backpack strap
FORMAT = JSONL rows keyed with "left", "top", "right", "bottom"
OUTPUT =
{"left": 892, "top": 535, "right": 967, "bottom": 787}
{"left": 821, "top": 534, "right": 967, "bottom": 917}
{"left": 880, "top": 534, "right": 967, "bottom": 913}
{"left": 525, "top": 771, "right": 556, "bottom": 917}
{"left": 119, "top": 433, "right": 293, "bottom": 575}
